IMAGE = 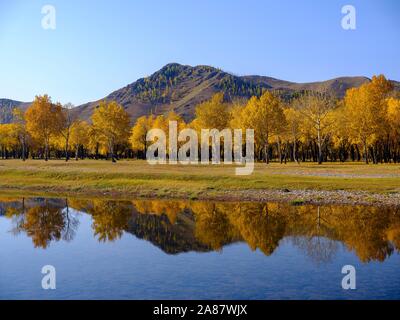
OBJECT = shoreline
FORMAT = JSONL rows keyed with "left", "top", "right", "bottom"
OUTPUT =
{"left": 0, "top": 186, "right": 399, "bottom": 208}
{"left": 0, "top": 160, "right": 399, "bottom": 208}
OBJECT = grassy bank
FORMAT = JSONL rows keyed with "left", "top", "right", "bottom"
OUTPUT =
{"left": 0, "top": 160, "right": 399, "bottom": 205}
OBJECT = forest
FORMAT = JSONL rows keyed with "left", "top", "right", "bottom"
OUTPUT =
{"left": 0, "top": 74, "right": 399, "bottom": 164}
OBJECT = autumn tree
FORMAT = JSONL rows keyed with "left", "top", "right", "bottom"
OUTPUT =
{"left": 91, "top": 100, "right": 131, "bottom": 162}
{"left": 25, "top": 95, "right": 65, "bottom": 161}
{"left": 192, "top": 93, "right": 231, "bottom": 130}
{"left": 387, "top": 98, "right": 400, "bottom": 162}
{"left": 70, "top": 120, "right": 90, "bottom": 160}
{"left": 59, "top": 103, "right": 76, "bottom": 162}
{"left": 11, "top": 109, "right": 29, "bottom": 161}
{"left": 0, "top": 124, "right": 19, "bottom": 158}
{"left": 129, "top": 115, "right": 155, "bottom": 157}
{"left": 284, "top": 107, "right": 302, "bottom": 163}
{"left": 343, "top": 75, "right": 393, "bottom": 164}
{"left": 294, "top": 92, "right": 336, "bottom": 164}
{"left": 329, "top": 103, "right": 352, "bottom": 162}
{"left": 239, "top": 92, "right": 286, "bottom": 163}
{"left": 190, "top": 93, "right": 233, "bottom": 162}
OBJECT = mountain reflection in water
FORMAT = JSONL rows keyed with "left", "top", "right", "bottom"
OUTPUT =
{"left": 1, "top": 197, "right": 399, "bottom": 264}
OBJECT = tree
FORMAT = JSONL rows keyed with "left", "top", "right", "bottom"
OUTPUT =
{"left": 91, "top": 100, "right": 131, "bottom": 162}
{"left": 240, "top": 91, "right": 286, "bottom": 163}
{"left": 330, "top": 104, "right": 351, "bottom": 162}
{"left": 294, "top": 92, "right": 335, "bottom": 164}
{"left": 0, "top": 124, "right": 19, "bottom": 158}
{"left": 284, "top": 107, "right": 301, "bottom": 163}
{"left": 12, "top": 108, "right": 29, "bottom": 161}
{"left": 25, "top": 95, "right": 65, "bottom": 161}
{"left": 343, "top": 75, "right": 393, "bottom": 164}
{"left": 129, "top": 115, "right": 155, "bottom": 157}
{"left": 193, "top": 93, "right": 231, "bottom": 130}
{"left": 70, "top": 120, "right": 90, "bottom": 160}
{"left": 59, "top": 103, "right": 76, "bottom": 162}
{"left": 387, "top": 98, "right": 400, "bottom": 162}
{"left": 387, "top": 98, "right": 400, "bottom": 135}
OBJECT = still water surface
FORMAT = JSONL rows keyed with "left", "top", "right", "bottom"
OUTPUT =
{"left": 0, "top": 197, "right": 399, "bottom": 299}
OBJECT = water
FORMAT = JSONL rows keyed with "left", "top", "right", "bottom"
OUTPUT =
{"left": 0, "top": 197, "right": 399, "bottom": 300}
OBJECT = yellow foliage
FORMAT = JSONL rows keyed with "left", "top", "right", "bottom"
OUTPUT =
{"left": 192, "top": 93, "right": 231, "bottom": 131}
{"left": 25, "top": 95, "right": 64, "bottom": 145}
{"left": 129, "top": 115, "right": 155, "bottom": 152}
{"left": 69, "top": 120, "right": 90, "bottom": 150}
{"left": 343, "top": 75, "right": 393, "bottom": 163}
{"left": 0, "top": 124, "right": 19, "bottom": 150}
{"left": 91, "top": 100, "right": 131, "bottom": 160}
{"left": 387, "top": 98, "right": 400, "bottom": 138}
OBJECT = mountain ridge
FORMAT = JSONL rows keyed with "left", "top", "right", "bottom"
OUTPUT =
{"left": 2, "top": 63, "right": 399, "bottom": 124}
{"left": 0, "top": 99, "right": 31, "bottom": 123}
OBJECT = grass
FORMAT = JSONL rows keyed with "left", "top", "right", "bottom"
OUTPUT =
{"left": 0, "top": 159, "right": 399, "bottom": 200}
{"left": 290, "top": 199, "right": 306, "bottom": 206}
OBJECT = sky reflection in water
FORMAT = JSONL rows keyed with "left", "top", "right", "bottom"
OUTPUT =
{"left": 0, "top": 197, "right": 399, "bottom": 299}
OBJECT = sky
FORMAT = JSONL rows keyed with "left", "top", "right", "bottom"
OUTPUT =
{"left": 0, "top": 0, "right": 399, "bottom": 105}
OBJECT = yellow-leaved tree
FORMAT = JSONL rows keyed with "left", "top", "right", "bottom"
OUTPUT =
{"left": 0, "top": 124, "right": 19, "bottom": 158}
{"left": 129, "top": 115, "right": 155, "bottom": 157}
{"left": 294, "top": 92, "right": 336, "bottom": 164}
{"left": 70, "top": 120, "right": 90, "bottom": 160}
{"left": 12, "top": 108, "right": 29, "bottom": 161}
{"left": 192, "top": 93, "right": 231, "bottom": 131}
{"left": 239, "top": 91, "right": 286, "bottom": 163}
{"left": 91, "top": 100, "right": 131, "bottom": 162}
{"left": 25, "top": 95, "right": 65, "bottom": 161}
{"left": 283, "top": 107, "right": 302, "bottom": 163}
{"left": 343, "top": 75, "right": 393, "bottom": 164}
{"left": 59, "top": 103, "right": 77, "bottom": 162}
{"left": 387, "top": 97, "right": 400, "bottom": 161}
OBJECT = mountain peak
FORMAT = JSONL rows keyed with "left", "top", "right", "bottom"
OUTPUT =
{"left": 2, "top": 64, "right": 399, "bottom": 125}
{"left": 51, "top": 66, "right": 400, "bottom": 123}
{"left": 161, "top": 62, "right": 185, "bottom": 69}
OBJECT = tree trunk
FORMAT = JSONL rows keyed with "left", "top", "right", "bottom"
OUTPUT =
{"left": 364, "top": 141, "right": 369, "bottom": 164}
{"left": 75, "top": 144, "right": 79, "bottom": 161}
{"left": 317, "top": 128, "right": 323, "bottom": 164}
{"left": 110, "top": 141, "right": 116, "bottom": 163}
{"left": 22, "top": 136, "right": 26, "bottom": 161}
{"left": 95, "top": 143, "right": 99, "bottom": 160}
{"left": 44, "top": 140, "right": 49, "bottom": 161}
{"left": 277, "top": 139, "right": 283, "bottom": 164}
{"left": 293, "top": 140, "right": 298, "bottom": 164}
{"left": 65, "top": 137, "right": 69, "bottom": 162}
{"left": 264, "top": 143, "right": 269, "bottom": 164}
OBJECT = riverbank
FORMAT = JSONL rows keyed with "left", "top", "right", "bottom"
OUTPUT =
{"left": 0, "top": 160, "right": 399, "bottom": 207}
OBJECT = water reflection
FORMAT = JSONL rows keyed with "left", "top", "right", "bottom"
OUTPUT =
{"left": 4, "top": 198, "right": 79, "bottom": 248}
{"left": 1, "top": 197, "right": 399, "bottom": 263}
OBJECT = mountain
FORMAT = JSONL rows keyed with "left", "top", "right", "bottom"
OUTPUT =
{"left": 74, "top": 63, "right": 399, "bottom": 122}
{"left": 2, "top": 63, "right": 400, "bottom": 124}
{"left": 242, "top": 75, "right": 372, "bottom": 99}
{"left": 127, "top": 210, "right": 212, "bottom": 254}
{"left": 74, "top": 63, "right": 267, "bottom": 122}
{"left": 0, "top": 99, "right": 31, "bottom": 124}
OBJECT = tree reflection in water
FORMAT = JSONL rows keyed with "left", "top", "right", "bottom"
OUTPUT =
{"left": 4, "top": 198, "right": 79, "bottom": 248}
{"left": 1, "top": 197, "right": 400, "bottom": 263}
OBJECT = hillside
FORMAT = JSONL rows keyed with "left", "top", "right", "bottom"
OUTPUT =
{"left": 242, "top": 75, "right": 372, "bottom": 98}
{"left": 0, "top": 99, "right": 30, "bottom": 123}
{"left": 2, "top": 63, "right": 399, "bottom": 124}
{"left": 72, "top": 63, "right": 400, "bottom": 122}
{"left": 75, "top": 63, "right": 267, "bottom": 122}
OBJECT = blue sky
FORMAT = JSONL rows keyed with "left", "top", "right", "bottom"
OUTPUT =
{"left": 0, "top": 0, "right": 399, "bottom": 105}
